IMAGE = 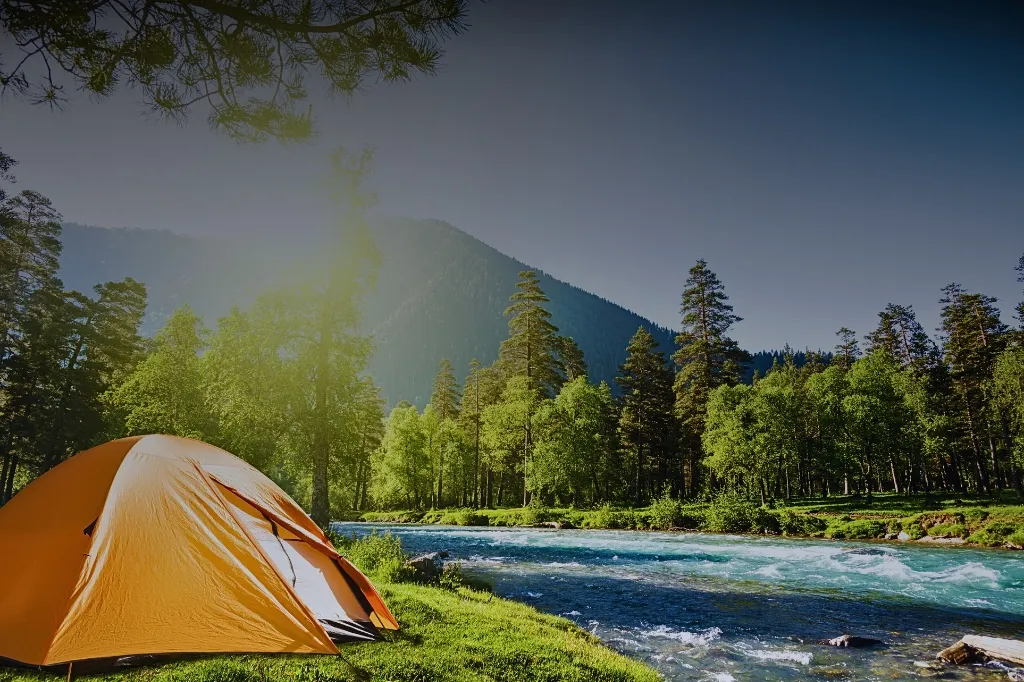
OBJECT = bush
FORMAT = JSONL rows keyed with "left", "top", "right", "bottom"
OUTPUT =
{"left": 963, "top": 508, "right": 990, "bottom": 524}
{"left": 439, "top": 508, "right": 489, "bottom": 526}
{"left": 825, "top": 519, "right": 885, "bottom": 540}
{"left": 648, "top": 493, "right": 683, "bottom": 531}
{"left": 927, "top": 522, "right": 968, "bottom": 539}
{"left": 583, "top": 504, "right": 620, "bottom": 529}
{"left": 771, "top": 508, "right": 827, "bottom": 536}
{"left": 703, "top": 493, "right": 771, "bottom": 534}
{"left": 338, "top": 531, "right": 416, "bottom": 584}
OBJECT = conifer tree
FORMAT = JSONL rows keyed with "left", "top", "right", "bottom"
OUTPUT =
{"left": 557, "top": 336, "right": 588, "bottom": 382}
{"left": 498, "top": 270, "right": 564, "bottom": 397}
{"left": 672, "top": 260, "right": 748, "bottom": 495}
{"left": 939, "top": 283, "right": 1009, "bottom": 492}
{"left": 866, "top": 304, "right": 936, "bottom": 373}
{"left": 618, "top": 327, "right": 678, "bottom": 503}
{"left": 430, "top": 358, "right": 460, "bottom": 421}
{"left": 834, "top": 328, "right": 861, "bottom": 369}
{"left": 428, "top": 358, "right": 461, "bottom": 504}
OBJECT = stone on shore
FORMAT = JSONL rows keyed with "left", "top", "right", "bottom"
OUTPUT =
{"left": 916, "top": 536, "right": 965, "bottom": 545}
{"left": 406, "top": 551, "right": 450, "bottom": 581}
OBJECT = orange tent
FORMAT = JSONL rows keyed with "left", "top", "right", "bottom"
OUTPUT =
{"left": 0, "top": 434, "right": 398, "bottom": 666}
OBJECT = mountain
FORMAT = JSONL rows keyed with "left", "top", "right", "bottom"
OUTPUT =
{"left": 58, "top": 218, "right": 678, "bottom": 406}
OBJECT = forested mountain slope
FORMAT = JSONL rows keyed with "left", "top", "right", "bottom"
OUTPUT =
{"left": 59, "top": 218, "right": 678, "bottom": 406}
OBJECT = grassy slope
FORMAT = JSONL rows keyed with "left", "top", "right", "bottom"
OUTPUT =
{"left": 356, "top": 493, "right": 1024, "bottom": 548}
{"left": 0, "top": 583, "right": 658, "bottom": 682}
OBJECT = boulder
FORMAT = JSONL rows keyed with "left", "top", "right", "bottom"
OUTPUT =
{"left": 937, "top": 640, "right": 980, "bottom": 665}
{"left": 897, "top": 531, "right": 911, "bottom": 541}
{"left": 406, "top": 552, "right": 450, "bottom": 581}
{"left": 533, "top": 521, "right": 574, "bottom": 529}
{"left": 884, "top": 533, "right": 898, "bottom": 540}
{"left": 818, "top": 634, "right": 883, "bottom": 648}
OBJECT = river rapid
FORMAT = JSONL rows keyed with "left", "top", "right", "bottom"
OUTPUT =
{"left": 334, "top": 523, "right": 1024, "bottom": 681}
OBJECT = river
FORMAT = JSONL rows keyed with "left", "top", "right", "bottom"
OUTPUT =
{"left": 334, "top": 523, "right": 1024, "bottom": 681}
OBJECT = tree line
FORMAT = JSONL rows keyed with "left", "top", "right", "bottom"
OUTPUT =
{"left": 371, "top": 264, "right": 1024, "bottom": 510}
{"left": 3, "top": 143, "right": 1024, "bottom": 519}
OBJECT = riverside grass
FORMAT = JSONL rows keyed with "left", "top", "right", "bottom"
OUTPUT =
{"left": 355, "top": 492, "right": 1024, "bottom": 549}
{"left": 0, "top": 534, "right": 659, "bottom": 682}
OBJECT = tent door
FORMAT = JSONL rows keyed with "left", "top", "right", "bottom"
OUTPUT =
{"left": 219, "top": 488, "right": 377, "bottom": 642}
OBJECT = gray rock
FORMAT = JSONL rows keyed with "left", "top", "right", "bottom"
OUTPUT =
{"left": 897, "top": 531, "right": 911, "bottom": 541}
{"left": 406, "top": 552, "right": 450, "bottom": 580}
{"left": 884, "top": 533, "right": 898, "bottom": 540}
{"left": 818, "top": 634, "right": 883, "bottom": 648}
{"left": 917, "top": 536, "right": 966, "bottom": 545}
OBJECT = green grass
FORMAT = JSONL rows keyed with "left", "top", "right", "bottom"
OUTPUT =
{"left": 356, "top": 492, "right": 1024, "bottom": 549}
{"left": 0, "top": 535, "right": 658, "bottom": 682}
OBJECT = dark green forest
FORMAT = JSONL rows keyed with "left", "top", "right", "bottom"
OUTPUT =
{"left": 3, "top": 146, "right": 1024, "bottom": 524}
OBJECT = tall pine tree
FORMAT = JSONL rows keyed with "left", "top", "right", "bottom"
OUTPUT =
{"left": 939, "top": 283, "right": 1009, "bottom": 492}
{"left": 672, "top": 260, "right": 748, "bottom": 495}
{"left": 498, "top": 270, "right": 564, "bottom": 397}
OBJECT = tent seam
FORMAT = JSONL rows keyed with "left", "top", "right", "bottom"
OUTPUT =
{"left": 190, "top": 462, "right": 338, "bottom": 655}
{"left": 43, "top": 436, "right": 145, "bottom": 666}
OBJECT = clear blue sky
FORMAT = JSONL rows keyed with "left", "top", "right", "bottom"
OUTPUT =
{"left": 2, "top": 0, "right": 1022, "bottom": 352}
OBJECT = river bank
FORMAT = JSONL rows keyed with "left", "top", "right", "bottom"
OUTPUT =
{"left": 353, "top": 492, "right": 1024, "bottom": 550}
{"left": 336, "top": 523, "right": 1024, "bottom": 681}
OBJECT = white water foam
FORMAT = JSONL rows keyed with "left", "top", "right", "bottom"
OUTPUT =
{"left": 735, "top": 643, "right": 813, "bottom": 665}
{"left": 640, "top": 625, "right": 723, "bottom": 647}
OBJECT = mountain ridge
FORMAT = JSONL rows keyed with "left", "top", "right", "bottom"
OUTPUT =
{"left": 58, "top": 218, "right": 681, "bottom": 406}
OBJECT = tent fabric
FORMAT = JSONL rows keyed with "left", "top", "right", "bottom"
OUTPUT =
{"left": 0, "top": 435, "right": 397, "bottom": 666}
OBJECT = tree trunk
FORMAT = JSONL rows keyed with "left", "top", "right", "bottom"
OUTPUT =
{"left": 310, "top": 303, "right": 333, "bottom": 528}
{"left": 2, "top": 456, "right": 17, "bottom": 503}
{"left": 889, "top": 458, "right": 901, "bottom": 493}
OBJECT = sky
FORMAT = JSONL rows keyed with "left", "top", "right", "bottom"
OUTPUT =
{"left": 2, "top": 0, "right": 1023, "bottom": 352}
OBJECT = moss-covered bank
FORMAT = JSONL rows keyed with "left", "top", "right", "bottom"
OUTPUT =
{"left": 354, "top": 492, "right": 1024, "bottom": 550}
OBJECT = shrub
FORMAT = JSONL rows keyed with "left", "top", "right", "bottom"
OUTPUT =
{"left": 338, "top": 531, "right": 416, "bottom": 584}
{"left": 927, "top": 522, "right": 968, "bottom": 539}
{"left": 902, "top": 522, "right": 925, "bottom": 540}
{"left": 584, "top": 504, "right": 620, "bottom": 529}
{"left": 648, "top": 492, "right": 684, "bottom": 531}
{"left": 771, "top": 508, "right": 827, "bottom": 536}
{"left": 825, "top": 519, "right": 885, "bottom": 540}
{"left": 439, "top": 508, "right": 489, "bottom": 526}
{"left": 1006, "top": 530, "right": 1024, "bottom": 547}
{"left": 438, "top": 561, "right": 466, "bottom": 591}
{"left": 703, "top": 493, "right": 767, "bottom": 534}
{"left": 962, "top": 508, "right": 989, "bottom": 524}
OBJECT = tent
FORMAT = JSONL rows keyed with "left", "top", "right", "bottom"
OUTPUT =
{"left": 0, "top": 434, "right": 398, "bottom": 667}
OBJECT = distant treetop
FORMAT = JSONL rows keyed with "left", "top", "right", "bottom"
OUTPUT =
{"left": 0, "top": 0, "right": 469, "bottom": 142}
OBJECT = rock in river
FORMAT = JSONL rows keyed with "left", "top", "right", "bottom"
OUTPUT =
{"left": 819, "top": 634, "right": 884, "bottom": 648}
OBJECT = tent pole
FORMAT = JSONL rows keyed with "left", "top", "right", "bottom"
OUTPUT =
{"left": 66, "top": 661, "right": 73, "bottom": 682}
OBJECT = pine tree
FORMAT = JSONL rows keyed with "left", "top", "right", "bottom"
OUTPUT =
{"left": 672, "top": 260, "right": 748, "bottom": 495}
{"left": 618, "top": 327, "right": 679, "bottom": 504}
{"left": 428, "top": 358, "right": 461, "bottom": 505}
{"left": 498, "top": 270, "right": 564, "bottom": 397}
{"left": 430, "top": 359, "right": 460, "bottom": 421}
{"left": 866, "top": 304, "right": 936, "bottom": 373}
{"left": 834, "top": 328, "right": 861, "bottom": 369}
{"left": 939, "top": 283, "right": 1009, "bottom": 492}
{"left": 557, "top": 336, "right": 588, "bottom": 382}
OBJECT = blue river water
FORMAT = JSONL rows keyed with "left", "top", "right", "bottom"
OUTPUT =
{"left": 335, "top": 523, "right": 1024, "bottom": 682}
